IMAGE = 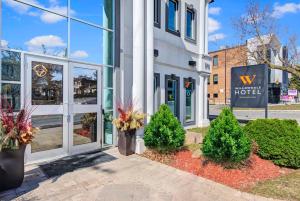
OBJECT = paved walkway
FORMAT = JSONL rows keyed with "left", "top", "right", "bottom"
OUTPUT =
{"left": 0, "top": 148, "right": 281, "bottom": 201}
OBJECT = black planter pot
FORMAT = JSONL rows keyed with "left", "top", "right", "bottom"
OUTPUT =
{"left": 118, "top": 130, "right": 136, "bottom": 156}
{"left": 0, "top": 145, "right": 26, "bottom": 192}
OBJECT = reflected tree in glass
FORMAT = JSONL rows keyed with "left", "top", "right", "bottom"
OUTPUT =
{"left": 32, "top": 61, "right": 63, "bottom": 105}
{"left": 1, "top": 50, "right": 21, "bottom": 81}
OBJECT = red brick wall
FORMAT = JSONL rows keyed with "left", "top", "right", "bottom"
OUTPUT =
{"left": 208, "top": 45, "right": 247, "bottom": 105}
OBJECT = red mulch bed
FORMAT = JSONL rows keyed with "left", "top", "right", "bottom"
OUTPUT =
{"left": 169, "top": 150, "right": 293, "bottom": 189}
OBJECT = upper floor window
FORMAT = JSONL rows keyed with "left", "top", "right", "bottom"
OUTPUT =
{"left": 213, "top": 74, "right": 218, "bottom": 84}
{"left": 185, "top": 5, "right": 196, "bottom": 41}
{"left": 213, "top": 56, "right": 218, "bottom": 66}
{"left": 166, "top": 0, "right": 180, "bottom": 36}
{"left": 154, "top": 0, "right": 161, "bottom": 28}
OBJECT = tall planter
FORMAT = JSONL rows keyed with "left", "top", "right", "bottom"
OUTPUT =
{"left": 0, "top": 145, "right": 26, "bottom": 192}
{"left": 118, "top": 130, "right": 136, "bottom": 156}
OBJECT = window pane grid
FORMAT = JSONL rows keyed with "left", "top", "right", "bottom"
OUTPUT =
{"left": 3, "top": 0, "right": 114, "bottom": 65}
{"left": 14, "top": 0, "right": 115, "bottom": 32}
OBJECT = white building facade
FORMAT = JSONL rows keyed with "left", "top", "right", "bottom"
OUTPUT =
{"left": 247, "top": 34, "right": 289, "bottom": 103}
{"left": 0, "top": 0, "right": 212, "bottom": 162}
{"left": 119, "top": 0, "right": 212, "bottom": 153}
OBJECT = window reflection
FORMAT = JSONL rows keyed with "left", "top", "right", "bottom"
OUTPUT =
{"left": 1, "top": 50, "right": 21, "bottom": 81}
{"left": 32, "top": 61, "right": 63, "bottom": 105}
{"left": 103, "top": 67, "right": 113, "bottom": 88}
{"left": 73, "top": 67, "right": 97, "bottom": 105}
{"left": 70, "top": 20, "right": 113, "bottom": 65}
{"left": 71, "top": 0, "right": 114, "bottom": 29}
{"left": 2, "top": 1, "right": 67, "bottom": 57}
{"left": 73, "top": 113, "right": 97, "bottom": 145}
{"left": 1, "top": 84, "right": 21, "bottom": 111}
{"left": 103, "top": 89, "right": 113, "bottom": 110}
{"left": 31, "top": 115, "right": 63, "bottom": 153}
{"left": 104, "top": 110, "right": 113, "bottom": 145}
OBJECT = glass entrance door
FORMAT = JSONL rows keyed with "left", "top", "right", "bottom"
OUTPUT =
{"left": 69, "top": 62, "right": 102, "bottom": 154}
{"left": 26, "top": 56, "right": 102, "bottom": 161}
{"left": 26, "top": 55, "right": 69, "bottom": 161}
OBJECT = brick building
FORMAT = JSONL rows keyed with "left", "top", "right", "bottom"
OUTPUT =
{"left": 208, "top": 45, "right": 247, "bottom": 104}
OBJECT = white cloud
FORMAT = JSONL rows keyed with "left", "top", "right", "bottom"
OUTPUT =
{"left": 40, "top": 6, "right": 68, "bottom": 23}
{"left": 1, "top": 40, "right": 8, "bottom": 48}
{"left": 208, "top": 17, "right": 221, "bottom": 34}
{"left": 25, "top": 35, "right": 66, "bottom": 52}
{"left": 208, "top": 33, "right": 226, "bottom": 42}
{"left": 271, "top": 2, "right": 300, "bottom": 18}
{"left": 3, "top": 0, "right": 40, "bottom": 14}
{"left": 208, "top": 7, "right": 221, "bottom": 15}
{"left": 71, "top": 50, "right": 89, "bottom": 59}
{"left": 3, "top": 0, "right": 74, "bottom": 24}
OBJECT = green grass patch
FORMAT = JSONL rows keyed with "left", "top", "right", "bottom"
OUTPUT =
{"left": 188, "top": 127, "right": 209, "bottom": 135}
{"left": 248, "top": 170, "right": 300, "bottom": 201}
{"left": 232, "top": 104, "right": 300, "bottom": 111}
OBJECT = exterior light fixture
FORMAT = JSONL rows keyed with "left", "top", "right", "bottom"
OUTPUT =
{"left": 189, "top": 60, "right": 196, "bottom": 66}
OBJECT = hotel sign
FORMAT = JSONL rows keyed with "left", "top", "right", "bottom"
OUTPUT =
{"left": 231, "top": 64, "right": 268, "bottom": 108}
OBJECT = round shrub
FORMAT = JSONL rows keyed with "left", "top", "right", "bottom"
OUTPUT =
{"left": 244, "top": 119, "right": 300, "bottom": 168}
{"left": 202, "top": 107, "right": 251, "bottom": 163}
{"left": 144, "top": 104, "right": 185, "bottom": 152}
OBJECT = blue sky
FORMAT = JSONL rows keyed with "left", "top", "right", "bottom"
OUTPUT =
{"left": 208, "top": 0, "right": 300, "bottom": 52}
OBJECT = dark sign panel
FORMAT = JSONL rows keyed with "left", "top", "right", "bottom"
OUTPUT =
{"left": 231, "top": 64, "right": 268, "bottom": 108}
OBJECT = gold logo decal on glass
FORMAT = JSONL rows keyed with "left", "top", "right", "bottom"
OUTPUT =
{"left": 33, "top": 64, "right": 48, "bottom": 78}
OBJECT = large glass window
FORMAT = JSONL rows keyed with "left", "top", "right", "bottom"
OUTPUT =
{"left": 31, "top": 115, "right": 63, "bottom": 153}
{"left": 32, "top": 61, "right": 63, "bottom": 105}
{"left": 184, "top": 78, "right": 195, "bottom": 123}
{"left": 73, "top": 67, "right": 97, "bottom": 105}
{"left": 2, "top": 1, "right": 68, "bottom": 57}
{"left": 166, "top": 0, "right": 180, "bottom": 35}
{"left": 71, "top": 0, "right": 114, "bottom": 29}
{"left": 0, "top": 50, "right": 21, "bottom": 111}
{"left": 2, "top": 0, "right": 114, "bottom": 64}
{"left": 70, "top": 20, "right": 113, "bottom": 65}
{"left": 186, "top": 6, "right": 196, "bottom": 41}
{"left": 73, "top": 113, "right": 97, "bottom": 146}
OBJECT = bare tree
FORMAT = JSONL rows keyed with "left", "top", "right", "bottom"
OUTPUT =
{"left": 233, "top": 1, "right": 300, "bottom": 78}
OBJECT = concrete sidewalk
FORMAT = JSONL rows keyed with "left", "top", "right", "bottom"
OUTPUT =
{"left": 0, "top": 148, "right": 281, "bottom": 201}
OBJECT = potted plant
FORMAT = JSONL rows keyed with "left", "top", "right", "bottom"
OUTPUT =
{"left": 0, "top": 105, "right": 37, "bottom": 191}
{"left": 112, "top": 104, "right": 145, "bottom": 156}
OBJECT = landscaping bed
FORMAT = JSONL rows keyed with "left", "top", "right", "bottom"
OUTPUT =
{"left": 142, "top": 149, "right": 293, "bottom": 189}
{"left": 142, "top": 106, "right": 300, "bottom": 200}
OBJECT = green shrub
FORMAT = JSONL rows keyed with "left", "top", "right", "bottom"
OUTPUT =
{"left": 244, "top": 119, "right": 300, "bottom": 168}
{"left": 144, "top": 104, "right": 185, "bottom": 152}
{"left": 202, "top": 107, "right": 251, "bottom": 163}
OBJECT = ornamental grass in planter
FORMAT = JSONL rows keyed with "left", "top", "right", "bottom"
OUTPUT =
{"left": 0, "top": 104, "right": 38, "bottom": 191}
{"left": 112, "top": 103, "right": 145, "bottom": 156}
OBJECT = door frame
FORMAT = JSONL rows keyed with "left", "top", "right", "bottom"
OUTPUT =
{"left": 68, "top": 62, "right": 102, "bottom": 155}
{"left": 25, "top": 54, "right": 69, "bottom": 162}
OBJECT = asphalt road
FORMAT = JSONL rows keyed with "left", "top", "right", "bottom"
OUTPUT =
{"left": 209, "top": 104, "right": 300, "bottom": 123}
